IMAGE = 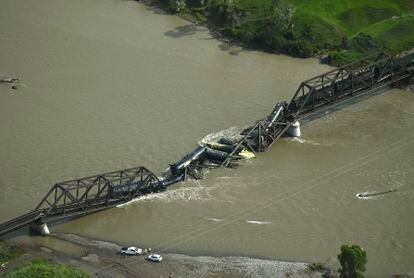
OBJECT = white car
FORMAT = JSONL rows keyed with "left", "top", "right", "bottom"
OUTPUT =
{"left": 147, "top": 254, "right": 163, "bottom": 262}
{"left": 120, "top": 246, "right": 142, "bottom": 255}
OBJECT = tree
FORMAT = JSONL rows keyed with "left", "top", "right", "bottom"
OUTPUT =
{"left": 268, "top": 0, "right": 294, "bottom": 33}
{"left": 168, "top": 0, "right": 187, "bottom": 12}
{"left": 338, "top": 244, "right": 367, "bottom": 278}
{"left": 207, "top": 0, "right": 235, "bottom": 19}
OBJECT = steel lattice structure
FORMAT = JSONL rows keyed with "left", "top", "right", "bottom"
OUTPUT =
{"left": 35, "top": 166, "right": 160, "bottom": 220}
{"left": 0, "top": 167, "right": 160, "bottom": 236}
{"left": 221, "top": 52, "right": 414, "bottom": 167}
{"left": 288, "top": 52, "right": 413, "bottom": 117}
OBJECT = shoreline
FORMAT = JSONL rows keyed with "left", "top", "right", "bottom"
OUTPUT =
{"left": 2, "top": 233, "right": 331, "bottom": 277}
{"left": 136, "top": 0, "right": 414, "bottom": 66}
{"left": 138, "top": 1, "right": 240, "bottom": 45}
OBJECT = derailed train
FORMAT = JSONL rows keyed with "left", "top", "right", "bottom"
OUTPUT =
{"left": 108, "top": 174, "right": 185, "bottom": 198}
{"left": 109, "top": 51, "right": 414, "bottom": 198}
{"left": 107, "top": 142, "right": 258, "bottom": 197}
{"left": 169, "top": 141, "right": 255, "bottom": 178}
{"left": 164, "top": 101, "right": 294, "bottom": 182}
{"left": 108, "top": 99, "right": 296, "bottom": 197}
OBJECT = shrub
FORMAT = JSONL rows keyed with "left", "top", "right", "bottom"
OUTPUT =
{"left": 5, "top": 259, "right": 90, "bottom": 278}
{"left": 338, "top": 244, "right": 367, "bottom": 278}
{"left": 0, "top": 241, "right": 21, "bottom": 264}
{"left": 283, "top": 39, "right": 314, "bottom": 58}
{"left": 351, "top": 33, "right": 379, "bottom": 52}
{"left": 168, "top": 0, "right": 187, "bottom": 12}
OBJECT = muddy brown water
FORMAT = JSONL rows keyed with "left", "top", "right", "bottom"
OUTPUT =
{"left": 0, "top": 0, "right": 413, "bottom": 276}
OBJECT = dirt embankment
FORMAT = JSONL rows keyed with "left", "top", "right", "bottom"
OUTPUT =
{"left": 1, "top": 233, "right": 331, "bottom": 278}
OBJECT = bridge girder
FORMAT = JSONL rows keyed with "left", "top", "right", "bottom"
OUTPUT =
{"left": 35, "top": 166, "right": 160, "bottom": 220}
{"left": 288, "top": 52, "right": 413, "bottom": 117}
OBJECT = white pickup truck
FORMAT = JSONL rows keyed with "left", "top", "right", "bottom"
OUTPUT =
{"left": 120, "top": 246, "right": 142, "bottom": 255}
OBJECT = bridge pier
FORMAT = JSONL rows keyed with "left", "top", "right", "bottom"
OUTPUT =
{"left": 32, "top": 222, "right": 50, "bottom": 235}
{"left": 38, "top": 223, "right": 50, "bottom": 235}
{"left": 286, "top": 121, "right": 301, "bottom": 137}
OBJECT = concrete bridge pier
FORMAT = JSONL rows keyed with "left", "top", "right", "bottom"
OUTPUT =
{"left": 31, "top": 222, "right": 50, "bottom": 235}
{"left": 38, "top": 223, "right": 50, "bottom": 235}
{"left": 286, "top": 121, "right": 301, "bottom": 137}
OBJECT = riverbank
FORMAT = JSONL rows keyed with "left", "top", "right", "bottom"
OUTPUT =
{"left": 1, "top": 235, "right": 329, "bottom": 277}
{"left": 140, "top": 0, "right": 414, "bottom": 65}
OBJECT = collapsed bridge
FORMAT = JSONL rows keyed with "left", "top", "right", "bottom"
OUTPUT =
{"left": 169, "top": 51, "right": 414, "bottom": 170}
{"left": 0, "top": 51, "right": 413, "bottom": 237}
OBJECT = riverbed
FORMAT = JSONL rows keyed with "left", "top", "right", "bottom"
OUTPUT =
{"left": 0, "top": 0, "right": 413, "bottom": 276}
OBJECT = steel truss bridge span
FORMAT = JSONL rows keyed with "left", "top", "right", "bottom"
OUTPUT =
{"left": 0, "top": 167, "right": 160, "bottom": 236}
{"left": 217, "top": 52, "right": 414, "bottom": 166}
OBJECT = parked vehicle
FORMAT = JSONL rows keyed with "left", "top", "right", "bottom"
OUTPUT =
{"left": 120, "top": 246, "right": 142, "bottom": 255}
{"left": 147, "top": 254, "right": 162, "bottom": 262}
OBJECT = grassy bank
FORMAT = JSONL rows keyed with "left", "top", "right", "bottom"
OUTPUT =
{"left": 1, "top": 241, "right": 89, "bottom": 277}
{"left": 4, "top": 259, "right": 89, "bottom": 278}
{"left": 1, "top": 241, "right": 21, "bottom": 265}
{"left": 289, "top": 0, "right": 414, "bottom": 65}
{"left": 149, "top": 0, "right": 414, "bottom": 65}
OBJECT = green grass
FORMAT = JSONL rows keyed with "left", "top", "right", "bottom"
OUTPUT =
{"left": 283, "top": 0, "right": 414, "bottom": 64}
{"left": 285, "top": 0, "right": 413, "bottom": 34}
{"left": 171, "top": 0, "right": 414, "bottom": 64}
{"left": 326, "top": 50, "right": 369, "bottom": 66}
{"left": 363, "top": 15, "right": 414, "bottom": 52}
{"left": 5, "top": 259, "right": 90, "bottom": 278}
{"left": 232, "top": 0, "right": 413, "bottom": 49}
{"left": 234, "top": 0, "right": 272, "bottom": 10}
{"left": 0, "top": 241, "right": 21, "bottom": 265}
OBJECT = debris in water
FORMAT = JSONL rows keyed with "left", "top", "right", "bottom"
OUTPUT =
{"left": 0, "top": 76, "right": 20, "bottom": 90}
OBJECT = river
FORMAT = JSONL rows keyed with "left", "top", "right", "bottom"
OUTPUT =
{"left": 0, "top": 0, "right": 413, "bottom": 276}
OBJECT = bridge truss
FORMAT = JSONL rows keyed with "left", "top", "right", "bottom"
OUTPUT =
{"left": 0, "top": 167, "right": 160, "bottom": 236}
{"left": 221, "top": 51, "right": 414, "bottom": 166}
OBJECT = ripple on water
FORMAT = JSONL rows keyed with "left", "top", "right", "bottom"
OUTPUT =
{"left": 206, "top": 218, "right": 223, "bottom": 222}
{"left": 200, "top": 126, "right": 243, "bottom": 145}
{"left": 115, "top": 179, "right": 239, "bottom": 208}
{"left": 245, "top": 220, "right": 272, "bottom": 225}
{"left": 284, "top": 136, "right": 324, "bottom": 146}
